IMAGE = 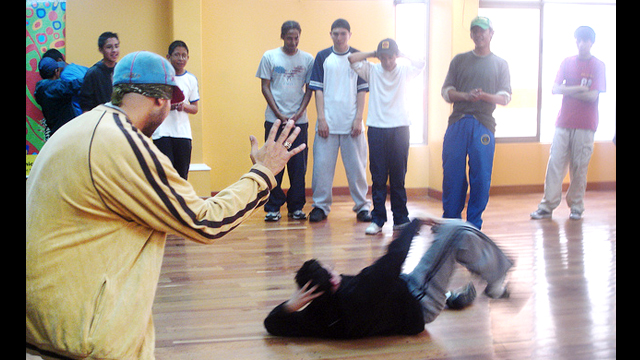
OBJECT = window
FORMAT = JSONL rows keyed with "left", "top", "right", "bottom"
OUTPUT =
{"left": 478, "top": 6, "right": 541, "bottom": 142}
{"left": 539, "top": 2, "right": 616, "bottom": 142}
{"left": 395, "top": 0, "right": 428, "bottom": 144}
{"left": 480, "top": 0, "right": 616, "bottom": 143}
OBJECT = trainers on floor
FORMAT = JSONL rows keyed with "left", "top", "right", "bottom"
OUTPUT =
{"left": 530, "top": 209, "right": 552, "bottom": 220}
{"left": 356, "top": 210, "right": 372, "bottom": 222}
{"left": 484, "top": 283, "right": 510, "bottom": 299}
{"left": 446, "top": 282, "right": 477, "bottom": 310}
{"left": 569, "top": 211, "right": 582, "bottom": 220}
{"left": 288, "top": 210, "right": 307, "bottom": 220}
{"left": 264, "top": 211, "right": 281, "bottom": 222}
{"left": 365, "top": 222, "right": 382, "bottom": 235}
{"left": 309, "top": 207, "right": 327, "bottom": 222}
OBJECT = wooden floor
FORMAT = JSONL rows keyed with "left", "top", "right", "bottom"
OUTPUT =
{"left": 153, "top": 190, "right": 616, "bottom": 359}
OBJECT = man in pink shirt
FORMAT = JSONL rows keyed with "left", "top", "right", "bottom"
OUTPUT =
{"left": 531, "top": 26, "right": 606, "bottom": 221}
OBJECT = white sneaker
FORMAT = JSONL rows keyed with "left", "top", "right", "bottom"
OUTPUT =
{"left": 365, "top": 223, "right": 382, "bottom": 235}
{"left": 530, "top": 209, "right": 552, "bottom": 220}
{"left": 264, "top": 212, "right": 281, "bottom": 222}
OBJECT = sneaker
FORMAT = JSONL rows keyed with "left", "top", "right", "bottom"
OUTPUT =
{"left": 288, "top": 210, "right": 307, "bottom": 220}
{"left": 446, "top": 282, "right": 477, "bottom": 310}
{"left": 569, "top": 211, "right": 582, "bottom": 220}
{"left": 356, "top": 210, "right": 372, "bottom": 222}
{"left": 264, "top": 211, "right": 281, "bottom": 222}
{"left": 365, "top": 222, "right": 382, "bottom": 235}
{"left": 484, "top": 283, "right": 510, "bottom": 299}
{"left": 530, "top": 209, "right": 552, "bottom": 220}
{"left": 309, "top": 207, "right": 327, "bottom": 222}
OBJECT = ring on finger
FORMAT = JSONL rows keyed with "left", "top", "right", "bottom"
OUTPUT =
{"left": 283, "top": 141, "right": 292, "bottom": 150}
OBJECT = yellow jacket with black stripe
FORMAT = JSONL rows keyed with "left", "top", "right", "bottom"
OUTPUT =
{"left": 26, "top": 104, "right": 276, "bottom": 359}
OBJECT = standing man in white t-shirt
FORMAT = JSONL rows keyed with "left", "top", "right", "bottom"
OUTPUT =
{"left": 349, "top": 38, "right": 425, "bottom": 235}
{"left": 308, "top": 18, "right": 371, "bottom": 223}
{"left": 256, "top": 20, "right": 314, "bottom": 222}
{"left": 152, "top": 40, "right": 200, "bottom": 179}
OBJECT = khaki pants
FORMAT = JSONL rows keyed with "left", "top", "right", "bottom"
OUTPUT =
{"left": 538, "top": 127, "right": 595, "bottom": 215}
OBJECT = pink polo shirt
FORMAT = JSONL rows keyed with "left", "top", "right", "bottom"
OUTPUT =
{"left": 554, "top": 55, "right": 606, "bottom": 131}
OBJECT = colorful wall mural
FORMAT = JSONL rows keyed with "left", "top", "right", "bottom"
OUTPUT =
{"left": 26, "top": 0, "right": 66, "bottom": 159}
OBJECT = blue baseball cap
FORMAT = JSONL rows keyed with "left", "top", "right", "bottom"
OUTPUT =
{"left": 38, "top": 57, "right": 65, "bottom": 79}
{"left": 113, "top": 51, "right": 185, "bottom": 104}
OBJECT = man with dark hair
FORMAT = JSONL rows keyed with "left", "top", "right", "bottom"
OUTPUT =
{"left": 42, "top": 48, "right": 88, "bottom": 117}
{"left": 256, "top": 20, "right": 314, "bottom": 222}
{"left": 308, "top": 18, "right": 371, "bottom": 223}
{"left": 34, "top": 57, "right": 82, "bottom": 137}
{"left": 79, "top": 31, "right": 120, "bottom": 112}
{"left": 264, "top": 217, "right": 512, "bottom": 339}
{"left": 530, "top": 25, "right": 605, "bottom": 221}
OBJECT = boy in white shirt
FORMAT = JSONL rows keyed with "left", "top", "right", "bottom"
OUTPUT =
{"left": 308, "top": 19, "right": 371, "bottom": 223}
{"left": 152, "top": 40, "right": 200, "bottom": 179}
{"left": 349, "top": 38, "right": 425, "bottom": 235}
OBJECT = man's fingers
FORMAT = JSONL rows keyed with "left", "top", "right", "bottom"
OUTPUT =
{"left": 276, "top": 120, "right": 297, "bottom": 146}
{"left": 266, "top": 119, "right": 283, "bottom": 144}
{"left": 287, "top": 143, "right": 306, "bottom": 157}
{"left": 248, "top": 135, "right": 258, "bottom": 165}
{"left": 308, "top": 290, "right": 324, "bottom": 300}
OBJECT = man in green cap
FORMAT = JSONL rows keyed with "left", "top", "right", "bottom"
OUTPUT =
{"left": 440, "top": 16, "right": 512, "bottom": 229}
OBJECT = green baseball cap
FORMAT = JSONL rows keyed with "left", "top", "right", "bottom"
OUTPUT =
{"left": 470, "top": 16, "right": 492, "bottom": 30}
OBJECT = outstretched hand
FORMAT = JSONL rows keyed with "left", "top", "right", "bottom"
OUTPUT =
{"left": 249, "top": 119, "right": 306, "bottom": 176}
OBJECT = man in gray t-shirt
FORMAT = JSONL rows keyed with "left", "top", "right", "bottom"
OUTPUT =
{"left": 440, "top": 16, "right": 511, "bottom": 230}
{"left": 256, "top": 20, "right": 314, "bottom": 222}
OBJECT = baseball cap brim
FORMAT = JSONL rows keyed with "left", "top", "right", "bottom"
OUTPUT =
{"left": 170, "top": 86, "right": 185, "bottom": 104}
{"left": 470, "top": 16, "right": 492, "bottom": 30}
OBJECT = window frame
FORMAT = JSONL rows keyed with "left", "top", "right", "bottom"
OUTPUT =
{"left": 480, "top": 0, "right": 616, "bottom": 143}
{"left": 395, "top": 0, "right": 429, "bottom": 145}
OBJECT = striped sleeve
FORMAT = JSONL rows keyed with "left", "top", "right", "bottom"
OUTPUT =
{"left": 90, "top": 111, "right": 275, "bottom": 243}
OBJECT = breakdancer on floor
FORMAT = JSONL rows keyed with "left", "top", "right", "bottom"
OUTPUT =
{"left": 264, "top": 217, "right": 512, "bottom": 338}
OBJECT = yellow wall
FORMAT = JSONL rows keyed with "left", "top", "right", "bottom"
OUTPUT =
{"left": 64, "top": 0, "right": 615, "bottom": 196}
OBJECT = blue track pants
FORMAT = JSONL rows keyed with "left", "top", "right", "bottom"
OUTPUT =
{"left": 442, "top": 116, "right": 495, "bottom": 229}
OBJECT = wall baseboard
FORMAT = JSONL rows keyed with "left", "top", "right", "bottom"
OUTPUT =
{"left": 210, "top": 182, "right": 616, "bottom": 199}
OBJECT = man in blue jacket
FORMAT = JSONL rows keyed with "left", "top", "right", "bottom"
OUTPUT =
{"left": 264, "top": 217, "right": 512, "bottom": 338}
{"left": 35, "top": 57, "right": 82, "bottom": 138}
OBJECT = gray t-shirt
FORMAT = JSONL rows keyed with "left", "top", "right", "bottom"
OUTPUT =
{"left": 441, "top": 51, "right": 511, "bottom": 133}
{"left": 256, "top": 47, "right": 314, "bottom": 124}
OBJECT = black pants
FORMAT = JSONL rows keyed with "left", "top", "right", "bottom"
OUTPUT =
{"left": 263, "top": 121, "right": 308, "bottom": 213}
{"left": 367, "top": 126, "right": 410, "bottom": 227}
{"left": 154, "top": 137, "right": 192, "bottom": 180}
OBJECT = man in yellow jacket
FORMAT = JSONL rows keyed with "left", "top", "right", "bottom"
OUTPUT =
{"left": 26, "top": 51, "right": 305, "bottom": 359}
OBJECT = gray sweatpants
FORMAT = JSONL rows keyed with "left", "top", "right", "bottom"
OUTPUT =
{"left": 311, "top": 132, "right": 370, "bottom": 214}
{"left": 401, "top": 220, "right": 513, "bottom": 323}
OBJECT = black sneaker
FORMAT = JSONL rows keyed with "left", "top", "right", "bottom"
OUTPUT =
{"left": 484, "top": 285, "right": 510, "bottom": 299}
{"left": 309, "top": 207, "right": 327, "bottom": 222}
{"left": 356, "top": 210, "right": 372, "bottom": 222}
{"left": 446, "top": 282, "right": 476, "bottom": 310}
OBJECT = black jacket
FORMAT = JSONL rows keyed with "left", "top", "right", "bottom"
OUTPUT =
{"left": 79, "top": 60, "right": 114, "bottom": 112}
{"left": 264, "top": 220, "right": 425, "bottom": 338}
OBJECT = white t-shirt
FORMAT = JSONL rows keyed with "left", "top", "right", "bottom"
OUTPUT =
{"left": 350, "top": 60, "right": 423, "bottom": 128}
{"left": 256, "top": 47, "right": 314, "bottom": 124}
{"left": 152, "top": 70, "right": 200, "bottom": 140}
{"left": 309, "top": 46, "right": 368, "bottom": 134}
